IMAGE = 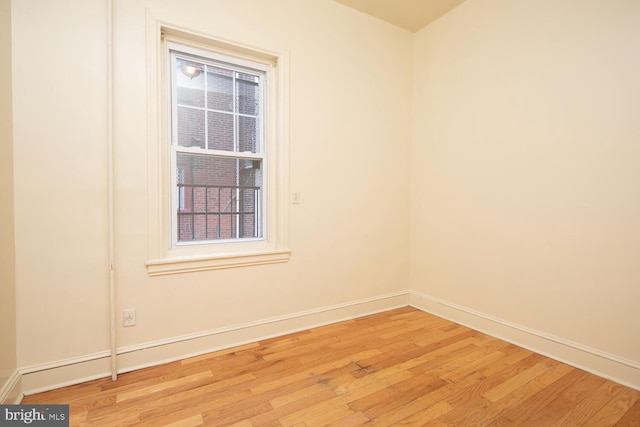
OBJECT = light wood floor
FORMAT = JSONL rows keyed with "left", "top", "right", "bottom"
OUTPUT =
{"left": 23, "top": 307, "right": 640, "bottom": 426}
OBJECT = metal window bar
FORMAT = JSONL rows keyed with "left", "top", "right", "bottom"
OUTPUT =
{"left": 177, "top": 184, "right": 260, "bottom": 242}
{"left": 190, "top": 185, "right": 195, "bottom": 240}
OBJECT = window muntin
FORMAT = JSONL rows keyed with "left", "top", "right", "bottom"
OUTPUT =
{"left": 169, "top": 45, "right": 267, "bottom": 246}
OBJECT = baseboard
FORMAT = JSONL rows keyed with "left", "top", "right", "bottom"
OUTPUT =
{"left": 409, "top": 291, "right": 640, "bottom": 391}
{"left": 21, "top": 291, "right": 410, "bottom": 395}
{"left": 0, "top": 370, "right": 22, "bottom": 404}
{"left": 19, "top": 290, "right": 640, "bottom": 395}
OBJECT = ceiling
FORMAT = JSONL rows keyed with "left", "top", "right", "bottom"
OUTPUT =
{"left": 333, "top": 0, "right": 467, "bottom": 32}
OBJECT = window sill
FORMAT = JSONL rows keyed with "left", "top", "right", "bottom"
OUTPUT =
{"left": 146, "top": 249, "right": 291, "bottom": 276}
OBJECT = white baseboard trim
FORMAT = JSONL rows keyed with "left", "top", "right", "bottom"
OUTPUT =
{"left": 21, "top": 289, "right": 639, "bottom": 395}
{"left": 19, "top": 351, "right": 112, "bottom": 375}
{"left": 118, "top": 290, "right": 409, "bottom": 356}
{"left": 0, "top": 370, "right": 22, "bottom": 404}
{"left": 20, "top": 291, "right": 410, "bottom": 395}
{"left": 410, "top": 291, "right": 640, "bottom": 391}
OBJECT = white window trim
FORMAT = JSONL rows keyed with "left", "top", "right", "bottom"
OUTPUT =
{"left": 146, "top": 24, "right": 290, "bottom": 276}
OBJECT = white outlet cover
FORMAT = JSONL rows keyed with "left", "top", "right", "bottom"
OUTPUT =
{"left": 123, "top": 309, "right": 136, "bottom": 327}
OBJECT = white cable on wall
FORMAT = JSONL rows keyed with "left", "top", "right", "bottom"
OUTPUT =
{"left": 107, "top": 0, "right": 117, "bottom": 382}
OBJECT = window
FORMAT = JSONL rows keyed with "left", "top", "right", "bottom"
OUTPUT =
{"left": 169, "top": 44, "right": 266, "bottom": 244}
{"left": 146, "top": 29, "right": 290, "bottom": 276}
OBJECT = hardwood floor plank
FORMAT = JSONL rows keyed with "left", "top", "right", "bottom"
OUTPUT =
{"left": 270, "top": 383, "right": 335, "bottom": 409}
{"left": 278, "top": 400, "right": 351, "bottom": 427}
{"left": 249, "top": 349, "right": 381, "bottom": 394}
{"left": 295, "top": 343, "right": 375, "bottom": 367}
{"left": 366, "top": 383, "right": 461, "bottom": 426}
{"left": 475, "top": 345, "right": 534, "bottom": 378}
{"left": 500, "top": 368, "right": 588, "bottom": 424}
{"left": 107, "top": 373, "right": 255, "bottom": 425}
{"left": 615, "top": 399, "right": 640, "bottom": 426}
{"left": 550, "top": 381, "right": 614, "bottom": 426}
{"left": 22, "top": 380, "right": 105, "bottom": 404}
{"left": 247, "top": 387, "right": 337, "bottom": 426}
{"left": 440, "top": 350, "right": 507, "bottom": 382}
{"left": 433, "top": 397, "right": 487, "bottom": 426}
{"left": 442, "top": 353, "right": 545, "bottom": 407}
{"left": 396, "top": 400, "right": 453, "bottom": 425}
{"left": 137, "top": 388, "right": 255, "bottom": 426}
{"left": 413, "top": 325, "right": 475, "bottom": 348}
{"left": 533, "top": 360, "right": 573, "bottom": 386}
{"left": 163, "top": 414, "right": 204, "bottom": 427}
{"left": 21, "top": 307, "right": 640, "bottom": 426}
{"left": 116, "top": 371, "right": 213, "bottom": 403}
{"left": 324, "top": 411, "right": 370, "bottom": 427}
{"left": 428, "top": 347, "right": 511, "bottom": 380}
{"left": 584, "top": 384, "right": 640, "bottom": 426}
{"left": 201, "top": 398, "right": 273, "bottom": 426}
{"left": 334, "top": 365, "right": 413, "bottom": 397}
{"left": 100, "top": 361, "right": 185, "bottom": 391}
{"left": 347, "top": 373, "right": 444, "bottom": 416}
{"left": 482, "top": 360, "right": 552, "bottom": 402}
{"left": 67, "top": 410, "right": 88, "bottom": 427}
{"left": 181, "top": 342, "right": 260, "bottom": 365}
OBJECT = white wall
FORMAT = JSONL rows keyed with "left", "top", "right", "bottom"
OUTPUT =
{"left": 12, "top": 0, "right": 412, "bottom": 389}
{"left": 0, "top": 0, "right": 19, "bottom": 402}
{"left": 411, "top": 0, "right": 640, "bottom": 385}
{"left": 12, "top": 0, "right": 111, "bottom": 375}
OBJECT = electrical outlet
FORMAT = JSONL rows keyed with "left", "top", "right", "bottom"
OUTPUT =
{"left": 123, "top": 308, "right": 136, "bottom": 327}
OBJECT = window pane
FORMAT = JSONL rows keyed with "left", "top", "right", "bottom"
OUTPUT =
{"left": 176, "top": 153, "right": 262, "bottom": 242}
{"left": 207, "top": 66, "right": 233, "bottom": 112}
{"left": 176, "top": 59, "right": 204, "bottom": 108}
{"left": 238, "top": 116, "right": 259, "bottom": 153}
{"left": 177, "top": 107, "right": 205, "bottom": 148}
{"left": 207, "top": 111, "right": 234, "bottom": 151}
{"left": 236, "top": 73, "right": 260, "bottom": 115}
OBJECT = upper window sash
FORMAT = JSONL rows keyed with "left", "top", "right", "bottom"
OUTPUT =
{"left": 168, "top": 47, "right": 268, "bottom": 156}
